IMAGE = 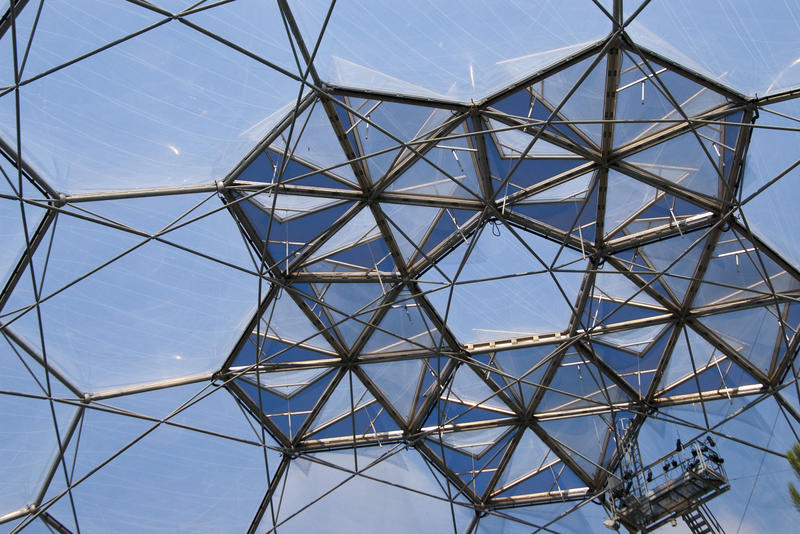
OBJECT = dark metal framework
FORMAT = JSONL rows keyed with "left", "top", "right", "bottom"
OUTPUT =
{"left": 3, "top": 1, "right": 800, "bottom": 533}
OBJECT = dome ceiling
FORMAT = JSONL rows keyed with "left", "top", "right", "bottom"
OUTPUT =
{"left": 3, "top": 1, "right": 800, "bottom": 533}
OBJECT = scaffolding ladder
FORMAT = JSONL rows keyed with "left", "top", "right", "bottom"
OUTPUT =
{"left": 681, "top": 502, "right": 725, "bottom": 534}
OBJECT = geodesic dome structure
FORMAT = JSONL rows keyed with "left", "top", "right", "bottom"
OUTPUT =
{"left": 3, "top": 1, "right": 800, "bottom": 532}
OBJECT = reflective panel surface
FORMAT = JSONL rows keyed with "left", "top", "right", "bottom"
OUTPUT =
{"left": 2, "top": 2, "right": 800, "bottom": 533}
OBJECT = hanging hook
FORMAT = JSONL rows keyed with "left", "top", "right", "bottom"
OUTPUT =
{"left": 404, "top": 304, "right": 413, "bottom": 324}
{"left": 451, "top": 149, "right": 464, "bottom": 173}
{"left": 669, "top": 207, "right": 683, "bottom": 237}
{"left": 447, "top": 208, "right": 469, "bottom": 244}
{"left": 528, "top": 90, "right": 534, "bottom": 118}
